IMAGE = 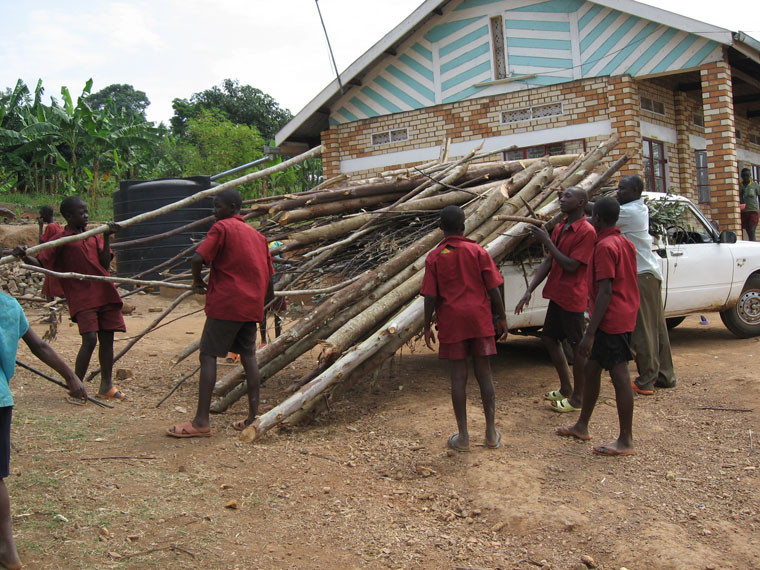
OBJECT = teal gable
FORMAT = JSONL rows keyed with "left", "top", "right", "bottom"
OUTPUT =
{"left": 329, "top": 0, "right": 722, "bottom": 126}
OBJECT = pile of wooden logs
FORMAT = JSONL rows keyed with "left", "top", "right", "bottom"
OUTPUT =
{"left": 163, "top": 134, "right": 628, "bottom": 443}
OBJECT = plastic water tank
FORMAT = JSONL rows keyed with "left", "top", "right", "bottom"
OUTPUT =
{"left": 113, "top": 176, "right": 215, "bottom": 279}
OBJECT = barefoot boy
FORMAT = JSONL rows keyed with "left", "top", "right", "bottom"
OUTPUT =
{"left": 421, "top": 205, "right": 506, "bottom": 452}
{"left": 0, "top": 291, "right": 86, "bottom": 569}
{"left": 167, "top": 189, "right": 273, "bottom": 438}
{"left": 19, "top": 196, "right": 126, "bottom": 401}
{"left": 556, "top": 197, "right": 639, "bottom": 456}
{"left": 515, "top": 187, "right": 595, "bottom": 412}
{"left": 37, "top": 205, "right": 64, "bottom": 300}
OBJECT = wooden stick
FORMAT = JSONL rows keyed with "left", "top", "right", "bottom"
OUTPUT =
{"left": 0, "top": 145, "right": 322, "bottom": 268}
{"left": 80, "top": 455, "right": 157, "bottom": 461}
{"left": 15, "top": 360, "right": 113, "bottom": 408}
{"left": 492, "top": 215, "right": 547, "bottom": 225}
{"left": 698, "top": 406, "right": 753, "bottom": 413}
{"left": 19, "top": 264, "right": 192, "bottom": 290}
{"left": 156, "top": 365, "right": 201, "bottom": 408}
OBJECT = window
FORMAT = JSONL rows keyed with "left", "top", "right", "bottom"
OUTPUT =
{"left": 504, "top": 139, "right": 586, "bottom": 161}
{"left": 693, "top": 113, "right": 704, "bottom": 128}
{"left": 371, "top": 128, "right": 408, "bottom": 146}
{"left": 750, "top": 133, "right": 760, "bottom": 145}
{"left": 642, "top": 138, "right": 667, "bottom": 192}
{"left": 641, "top": 96, "right": 666, "bottom": 115}
{"left": 490, "top": 16, "right": 507, "bottom": 80}
{"left": 695, "top": 150, "right": 709, "bottom": 203}
{"left": 752, "top": 165, "right": 760, "bottom": 183}
{"left": 501, "top": 102, "right": 563, "bottom": 124}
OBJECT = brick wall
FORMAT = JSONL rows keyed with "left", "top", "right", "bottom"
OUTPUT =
{"left": 700, "top": 60, "right": 741, "bottom": 234}
{"left": 606, "top": 75, "right": 643, "bottom": 177}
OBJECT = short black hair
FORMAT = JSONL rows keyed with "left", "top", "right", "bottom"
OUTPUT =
{"left": 215, "top": 189, "right": 242, "bottom": 211}
{"left": 620, "top": 174, "right": 644, "bottom": 194}
{"left": 593, "top": 196, "right": 620, "bottom": 225}
{"left": 741, "top": 167, "right": 751, "bottom": 175}
{"left": 440, "top": 205, "right": 465, "bottom": 232}
{"left": 60, "top": 196, "right": 86, "bottom": 218}
{"left": 39, "top": 205, "right": 54, "bottom": 219}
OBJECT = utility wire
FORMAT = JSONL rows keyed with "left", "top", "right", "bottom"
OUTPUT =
{"left": 315, "top": 0, "right": 345, "bottom": 93}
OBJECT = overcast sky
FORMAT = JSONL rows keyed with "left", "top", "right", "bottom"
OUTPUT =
{"left": 1, "top": 0, "right": 758, "bottom": 126}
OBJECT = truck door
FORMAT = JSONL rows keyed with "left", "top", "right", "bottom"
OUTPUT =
{"left": 662, "top": 202, "right": 734, "bottom": 314}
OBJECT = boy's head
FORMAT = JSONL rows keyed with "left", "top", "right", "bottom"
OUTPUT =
{"left": 559, "top": 186, "right": 588, "bottom": 215}
{"left": 213, "top": 189, "right": 242, "bottom": 220}
{"left": 616, "top": 175, "right": 644, "bottom": 205}
{"left": 60, "top": 197, "right": 88, "bottom": 229}
{"left": 741, "top": 168, "right": 751, "bottom": 184}
{"left": 439, "top": 205, "right": 465, "bottom": 235}
{"left": 39, "top": 205, "right": 54, "bottom": 223}
{"left": 592, "top": 196, "right": 620, "bottom": 231}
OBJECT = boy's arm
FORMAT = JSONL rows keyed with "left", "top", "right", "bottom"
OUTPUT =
{"left": 11, "top": 245, "right": 41, "bottom": 267}
{"left": 21, "top": 328, "right": 87, "bottom": 400}
{"left": 515, "top": 256, "right": 552, "bottom": 314}
{"left": 528, "top": 224, "right": 581, "bottom": 273}
{"left": 98, "top": 223, "right": 120, "bottom": 270}
{"left": 488, "top": 286, "right": 508, "bottom": 339}
{"left": 578, "top": 278, "right": 613, "bottom": 358}
{"left": 423, "top": 295, "right": 437, "bottom": 350}
{"left": 191, "top": 253, "right": 206, "bottom": 294}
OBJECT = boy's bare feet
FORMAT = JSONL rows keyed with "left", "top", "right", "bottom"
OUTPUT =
{"left": 555, "top": 424, "right": 590, "bottom": 441}
{"left": 592, "top": 440, "right": 635, "bottom": 456}
{"left": 0, "top": 540, "right": 22, "bottom": 570}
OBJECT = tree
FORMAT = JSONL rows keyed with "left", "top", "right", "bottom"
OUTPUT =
{"left": 170, "top": 79, "right": 292, "bottom": 140}
{"left": 86, "top": 84, "right": 150, "bottom": 119}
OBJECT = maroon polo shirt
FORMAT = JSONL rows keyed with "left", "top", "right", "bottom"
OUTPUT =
{"left": 542, "top": 217, "right": 596, "bottom": 312}
{"left": 420, "top": 235, "right": 504, "bottom": 343}
{"left": 37, "top": 227, "right": 122, "bottom": 319}
{"left": 588, "top": 227, "right": 639, "bottom": 334}
{"left": 196, "top": 215, "right": 273, "bottom": 322}
{"left": 40, "top": 222, "right": 64, "bottom": 298}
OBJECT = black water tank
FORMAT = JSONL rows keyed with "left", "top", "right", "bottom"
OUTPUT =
{"left": 113, "top": 176, "right": 215, "bottom": 279}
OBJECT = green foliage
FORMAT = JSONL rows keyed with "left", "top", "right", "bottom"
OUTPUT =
{"left": 171, "top": 79, "right": 292, "bottom": 140}
{"left": 85, "top": 83, "right": 150, "bottom": 119}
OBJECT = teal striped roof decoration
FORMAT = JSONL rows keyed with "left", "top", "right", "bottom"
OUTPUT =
{"left": 276, "top": 0, "right": 758, "bottom": 147}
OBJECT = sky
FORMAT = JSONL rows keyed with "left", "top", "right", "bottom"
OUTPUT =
{"left": 1, "top": 0, "right": 759, "bottom": 126}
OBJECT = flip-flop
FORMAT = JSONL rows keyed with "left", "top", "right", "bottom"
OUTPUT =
{"left": 66, "top": 395, "right": 87, "bottom": 406}
{"left": 485, "top": 429, "right": 502, "bottom": 449}
{"left": 544, "top": 390, "right": 565, "bottom": 401}
{"left": 550, "top": 398, "right": 581, "bottom": 413}
{"left": 631, "top": 381, "right": 653, "bottom": 395}
{"left": 166, "top": 420, "right": 211, "bottom": 438}
{"left": 232, "top": 419, "right": 251, "bottom": 432}
{"left": 555, "top": 425, "right": 591, "bottom": 441}
{"left": 96, "top": 386, "right": 127, "bottom": 401}
{"left": 593, "top": 445, "right": 636, "bottom": 456}
{"left": 225, "top": 352, "right": 240, "bottom": 364}
{"left": 447, "top": 433, "right": 471, "bottom": 453}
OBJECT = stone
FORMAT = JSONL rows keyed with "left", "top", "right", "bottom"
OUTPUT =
{"left": 581, "top": 554, "right": 596, "bottom": 568}
{"left": 225, "top": 500, "right": 239, "bottom": 509}
{"left": 115, "top": 369, "right": 132, "bottom": 381}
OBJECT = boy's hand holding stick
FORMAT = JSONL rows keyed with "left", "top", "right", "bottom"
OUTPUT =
{"left": 15, "top": 360, "right": 113, "bottom": 408}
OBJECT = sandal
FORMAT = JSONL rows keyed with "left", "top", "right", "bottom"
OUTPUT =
{"left": 544, "top": 390, "right": 565, "bottom": 402}
{"left": 96, "top": 386, "right": 127, "bottom": 401}
{"left": 550, "top": 398, "right": 580, "bottom": 413}
{"left": 167, "top": 420, "right": 211, "bottom": 438}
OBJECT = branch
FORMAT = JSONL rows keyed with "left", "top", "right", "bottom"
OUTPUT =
{"left": 19, "top": 264, "right": 191, "bottom": 290}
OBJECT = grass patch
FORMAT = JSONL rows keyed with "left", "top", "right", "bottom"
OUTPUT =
{"left": 0, "top": 192, "right": 114, "bottom": 221}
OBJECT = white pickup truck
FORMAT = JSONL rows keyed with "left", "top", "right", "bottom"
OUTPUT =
{"left": 501, "top": 192, "right": 760, "bottom": 338}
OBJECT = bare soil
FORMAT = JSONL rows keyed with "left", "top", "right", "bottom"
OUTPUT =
{"left": 9, "top": 293, "right": 760, "bottom": 570}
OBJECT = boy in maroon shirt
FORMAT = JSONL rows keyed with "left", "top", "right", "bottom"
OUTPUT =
{"left": 421, "top": 205, "right": 507, "bottom": 452}
{"left": 20, "top": 197, "right": 126, "bottom": 402}
{"left": 556, "top": 197, "right": 640, "bottom": 456}
{"left": 167, "top": 189, "right": 273, "bottom": 438}
{"left": 37, "top": 205, "right": 64, "bottom": 300}
{"left": 515, "top": 187, "right": 595, "bottom": 412}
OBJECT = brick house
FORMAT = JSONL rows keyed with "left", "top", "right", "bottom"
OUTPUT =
{"left": 275, "top": 0, "right": 760, "bottom": 233}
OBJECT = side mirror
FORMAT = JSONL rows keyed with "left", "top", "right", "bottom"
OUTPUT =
{"left": 719, "top": 230, "right": 737, "bottom": 243}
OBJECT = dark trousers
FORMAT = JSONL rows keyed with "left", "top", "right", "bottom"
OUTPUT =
{"left": 632, "top": 273, "right": 677, "bottom": 390}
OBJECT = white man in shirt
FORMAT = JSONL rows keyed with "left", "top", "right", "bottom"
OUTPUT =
{"left": 616, "top": 175, "right": 677, "bottom": 394}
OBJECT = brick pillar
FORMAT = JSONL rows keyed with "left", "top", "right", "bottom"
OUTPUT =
{"left": 700, "top": 60, "right": 740, "bottom": 233}
{"left": 320, "top": 126, "right": 341, "bottom": 178}
{"left": 607, "top": 75, "right": 643, "bottom": 177}
{"left": 674, "top": 91, "right": 698, "bottom": 203}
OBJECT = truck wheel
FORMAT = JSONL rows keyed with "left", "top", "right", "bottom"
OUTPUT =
{"left": 720, "top": 274, "right": 760, "bottom": 338}
{"left": 666, "top": 316, "right": 686, "bottom": 330}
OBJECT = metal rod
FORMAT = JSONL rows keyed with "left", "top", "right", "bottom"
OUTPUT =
{"left": 210, "top": 155, "right": 272, "bottom": 181}
{"left": 315, "top": 0, "right": 344, "bottom": 93}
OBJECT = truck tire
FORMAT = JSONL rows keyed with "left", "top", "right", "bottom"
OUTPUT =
{"left": 720, "top": 274, "right": 760, "bottom": 338}
{"left": 666, "top": 316, "right": 686, "bottom": 330}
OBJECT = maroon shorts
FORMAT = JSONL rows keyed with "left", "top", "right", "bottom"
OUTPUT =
{"left": 73, "top": 303, "right": 126, "bottom": 335}
{"left": 741, "top": 210, "right": 759, "bottom": 230}
{"left": 439, "top": 336, "right": 497, "bottom": 360}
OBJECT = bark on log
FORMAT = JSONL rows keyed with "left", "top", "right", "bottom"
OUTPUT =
{"left": 278, "top": 192, "right": 406, "bottom": 225}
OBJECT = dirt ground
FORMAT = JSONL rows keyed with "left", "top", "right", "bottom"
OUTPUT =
{"left": 7, "top": 292, "right": 760, "bottom": 570}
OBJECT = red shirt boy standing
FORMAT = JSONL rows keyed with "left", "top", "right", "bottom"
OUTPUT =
{"left": 421, "top": 205, "right": 506, "bottom": 453}
{"left": 557, "top": 197, "right": 639, "bottom": 456}
{"left": 37, "top": 205, "right": 64, "bottom": 299}
{"left": 168, "top": 188, "right": 273, "bottom": 438}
